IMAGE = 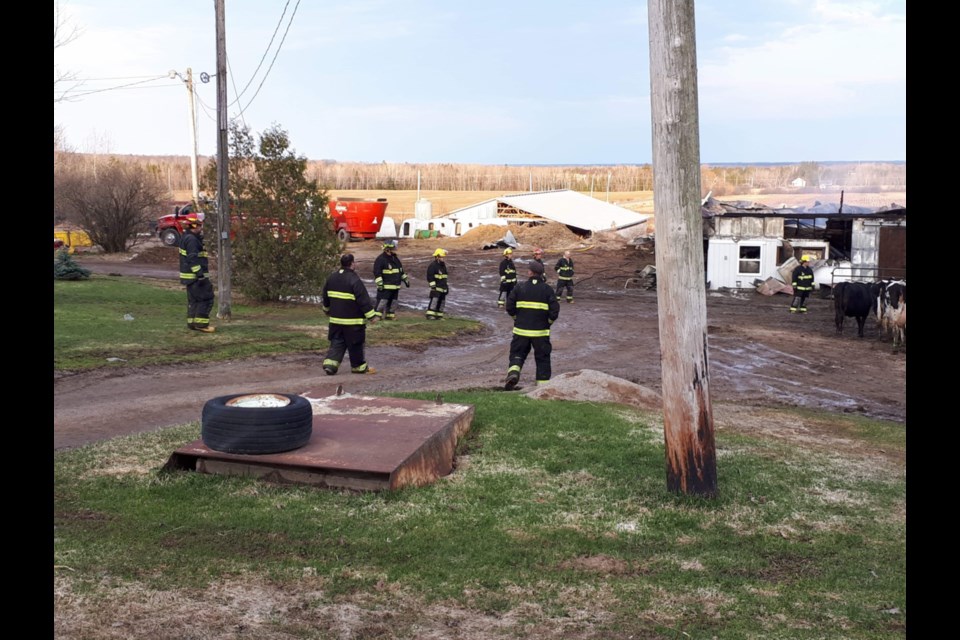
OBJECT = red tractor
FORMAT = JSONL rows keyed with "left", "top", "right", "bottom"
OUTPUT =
{"left": 156, "top": 203, "right": 203, "bottom": 247}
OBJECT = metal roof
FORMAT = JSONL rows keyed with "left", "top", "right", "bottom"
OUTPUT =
{"left": 701, "top": 196, "right": 906, "bottom": 219}
{"left": 445, "top": 189, "right": 650, "bottom": 232}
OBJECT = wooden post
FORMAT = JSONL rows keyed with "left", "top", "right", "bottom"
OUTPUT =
{"left": 648, "top": 0, "right": 717, "bottom": 497}
{"left": 215, "top": 0, "right": 232, "bottom": 320}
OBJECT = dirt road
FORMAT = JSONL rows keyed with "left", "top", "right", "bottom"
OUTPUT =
{"left": 55, "top": 240, "right": 906, "bottom": 450}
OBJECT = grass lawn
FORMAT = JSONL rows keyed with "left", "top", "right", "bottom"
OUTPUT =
{"left": 53, "top": 391, "right": 906, "bottom": 639}
{"left": 54, "top": 275, "right": 482, "bottom": 372}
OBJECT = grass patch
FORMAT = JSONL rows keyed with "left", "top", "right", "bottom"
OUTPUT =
{"left": 54, "top": 393, "right": 905, "bottom": 639}
{"left": 54, "top": 275, "right": 482, "bottom": 372}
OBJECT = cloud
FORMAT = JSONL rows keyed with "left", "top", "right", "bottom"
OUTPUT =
{"left": 697, "top": 0, "right": 905, "bottom": 121}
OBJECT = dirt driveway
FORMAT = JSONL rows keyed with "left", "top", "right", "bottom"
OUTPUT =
{"left": 55, "top": 237, "right": 906, "bottom": 450}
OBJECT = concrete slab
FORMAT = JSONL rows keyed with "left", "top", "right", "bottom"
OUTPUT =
{"left": 163, "top": 392, "right": 475, "bottom": 491}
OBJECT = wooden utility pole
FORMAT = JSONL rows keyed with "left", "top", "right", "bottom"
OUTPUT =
{"left": 185, "top": 68, "right": 200, "bottom": 204}
{"left": 648, "top": 0, "right": 718, "bottom": 497}
{"left": 215, "top": 0, "right": 232, "bottom": 320}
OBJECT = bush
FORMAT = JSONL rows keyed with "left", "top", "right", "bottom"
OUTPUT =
{"left": 53, "top": 249, "right": 91, "bottom": 280}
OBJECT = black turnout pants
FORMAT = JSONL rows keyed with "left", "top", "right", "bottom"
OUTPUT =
{"left": 324, "top": 324, "right": 367, "bottom": 370}
{"left": 509, "top": 334, "right": 552, "bottom": 382}
{"left": 186, "top": 278, "right": 215, "bottom": 325}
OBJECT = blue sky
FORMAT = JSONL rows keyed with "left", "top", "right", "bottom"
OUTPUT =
{"left": 53, "top": 0, "right": 906, "bottom": 164}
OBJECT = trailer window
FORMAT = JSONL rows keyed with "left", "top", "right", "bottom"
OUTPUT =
{"left": 738, "top": 245, "right": 761, "bottom": 274}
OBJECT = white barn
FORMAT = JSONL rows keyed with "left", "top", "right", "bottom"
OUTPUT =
{"left": 395, "top": 189, "right": 649, "bottom": 239}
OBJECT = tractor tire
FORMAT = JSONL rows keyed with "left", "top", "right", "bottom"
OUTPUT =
{"left": 337, "top": 228, "right": 350, "bottom": 243}
{"left": 160, "top": 228, "right": 181, "bottom": 247}
{"left": 201, "top": 393, "right": 313, "bottom": 455}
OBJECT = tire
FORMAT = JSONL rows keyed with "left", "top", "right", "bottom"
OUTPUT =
{"left": 337, "top": 227, "right": 350, "bottom": 243}
{"left": 201, "top": 393, "right": 313, "bottom": 454}
{"left": 160, "top": 228, "right": 181, "bottom": 247}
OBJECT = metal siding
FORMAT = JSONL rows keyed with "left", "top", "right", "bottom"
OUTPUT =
{"left": 708, "top": 238, "right": 780, "bottom": 289}
{"left": 851, "top": 220, "right": 880, "bottom": 279}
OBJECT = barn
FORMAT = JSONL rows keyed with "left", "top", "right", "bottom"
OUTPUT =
{"left": 701, "top": 197, "right": 906, "bottom": 290}
{"left": 395, "top": 189, "right": 651, "bottom": 240}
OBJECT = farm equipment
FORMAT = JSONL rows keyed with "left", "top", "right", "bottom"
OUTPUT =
{"left": 157, "top": 198, "right": 388, "bottom": 246}
{"left": 328, "top": 197, "right": 388, "bottom": 242}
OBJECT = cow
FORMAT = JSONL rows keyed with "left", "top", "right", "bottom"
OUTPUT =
{"left": 834, "top": 281, "right": 875, "bottom": 338}
{"left": 878, "top": 281, "right": 906, "bottom": 350}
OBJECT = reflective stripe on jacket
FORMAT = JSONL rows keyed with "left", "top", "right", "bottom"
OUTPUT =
{"left": 499, "top": 258, "right": 517, "bottom": 284}
{"left": 178, "top": 231, "right": 209, "bottom": 284}
{"left": 373, "top": 252, "right": 408, "bottom": 290}
{"left": 506, "top": 276, "right": 560, "bottom": 337}
{"left": 322, "top": 268, "right": 376, "bottom": 325}
{"left": 555, "top": 258, "right": 574, "bottom": 281}
{"left": 427, "top": 260, "right": 448, "bottom": 293}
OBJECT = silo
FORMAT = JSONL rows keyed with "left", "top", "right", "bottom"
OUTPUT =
{"left": 415, "top": 199, "right": 433, "bottom": 220}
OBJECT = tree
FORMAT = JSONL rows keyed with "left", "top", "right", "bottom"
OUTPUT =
{"left": 203, "top": 123, "right": 339, "bottom": 302}
{"left": 53, "top": 249, "right": 91, "bottom": 280}
{"left": 55, "top": 158, "right": 167, "bottom": 253}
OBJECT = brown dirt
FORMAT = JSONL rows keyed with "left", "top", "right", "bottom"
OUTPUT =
{"left": 56, "top": 227, "right": 905, "bottom": 451}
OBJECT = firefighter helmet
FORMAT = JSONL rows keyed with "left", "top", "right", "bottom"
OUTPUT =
{"left": 382, "top": 240, "right": 397, "bottom": 250}
{"left": 182, "top": 212, "right": 204, "bottom": 228}
{"left": 433, "top": 248, "right": 447, "bottom": 257}
{"left": 503, "top": 248, "right": 513, "bottom": 255}
{"left": 800, "top": 254, "right": 812, "bottom": 263}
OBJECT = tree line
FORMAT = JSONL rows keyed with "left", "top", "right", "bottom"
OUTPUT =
{"left": 54, "top": 146, "right": 906, "bottom": 199}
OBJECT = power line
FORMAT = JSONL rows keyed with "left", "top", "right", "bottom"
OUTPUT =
{"left": 227, "top": 0, "right": 291, "bottom": 109}
{"left": 235, "top": 0, "right": 301, "bottom": 119}
{"left": 59, "top": 75, "right": 172, "bottom": 99}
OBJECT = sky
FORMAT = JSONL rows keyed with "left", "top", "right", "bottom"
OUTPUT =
{"left": 53, "top": 0, "right": 906, "bottom": 165}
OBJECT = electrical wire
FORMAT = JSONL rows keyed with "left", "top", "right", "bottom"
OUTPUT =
{"left": 227, "top": 0, "right": 291, "bottom": 108}
{"left": 235, "top": 0, "right": 301, "bottom": 119}
{"left": 59, "top": 75, "right": 172, "bottom": 99}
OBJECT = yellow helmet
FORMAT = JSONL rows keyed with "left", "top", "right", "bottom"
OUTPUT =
{"left": 503, "top": 248, "right": 513, "bottom": 255}
{"left": 433, "top": 248, "right": 447, "bottom": 257}
{"left": 801, "top": 255, "right": 813, "bottom": 263}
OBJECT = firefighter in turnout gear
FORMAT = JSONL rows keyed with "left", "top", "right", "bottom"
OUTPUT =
{"left": 497, "top": 248, "right": 517, "bottom": 308}
{"left": 178, "top": 212, "right": 215, "bottom": 332}
{"left": 372, "top": 240, "right": 409, "bottom": 320}
{"left": 425, "top": 248, "right": 449, "bottom": 320}
{"left": 554, "top": 250, "right": 575, "bottom": 303}
{"left": 504, "top": 259, "right": 560, "bottom": 389}
{"left": 321, "top": 254, "right": 379, "bottom": 375}
{"left": 789, "top": 255, "right": 816, "bottom": 313}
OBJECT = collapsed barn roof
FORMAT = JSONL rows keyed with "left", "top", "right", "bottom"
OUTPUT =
{"left": 701, "top": 195, "right": 906, "bottom": 219}
{"left": 445, "top": 189, "right": 650, "bottom": 233}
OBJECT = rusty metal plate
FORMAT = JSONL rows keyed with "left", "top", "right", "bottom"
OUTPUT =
{"left": 165, "top": 392, "right": 475, "bottom": 491}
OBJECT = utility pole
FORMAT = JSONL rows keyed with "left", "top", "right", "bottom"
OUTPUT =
{"left": 170, "top": 68, "right": 202, "bottom": 204}
{"left": 648, "top": 0, "right": 718, "bottom": 497}
{"left": 215, "top": 0, "right": 232, "bottom": 320}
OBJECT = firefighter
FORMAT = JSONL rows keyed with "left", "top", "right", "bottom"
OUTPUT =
{"left": 425, "top": 248, "right": 449, "bottom": 320}
{"left": 178, "top": 212, "right": 215, "bottom": 333}
{"left": 321, "top": 254, "right": 378, "bottom": 375}
{"left": 554, "top": 250, "right": 575, "bottom": 303}
{"left": 373, "top": 240, "right": 410, "bottom": 320}
{"left": 497, "top": 248, "right": 517, "bottom": 308}
{"left": 789, "top": 255, "right": 816, "bottom": 313}
{"left": 532, "top": 247, "right": 545, "bottom": 269}
{"left": 504, "top": 259, "right": 560, "bottom": 389}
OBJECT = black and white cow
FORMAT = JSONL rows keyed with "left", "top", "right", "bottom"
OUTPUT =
{"left": 877, "top": 280, "right": 906, "bottom": 349}
{"left": 834, "top": 281, "right": 874, "bottom": 338}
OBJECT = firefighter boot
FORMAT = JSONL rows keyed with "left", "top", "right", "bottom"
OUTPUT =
{"left": 504, "top": 368, "right": 520, "bottom": 391}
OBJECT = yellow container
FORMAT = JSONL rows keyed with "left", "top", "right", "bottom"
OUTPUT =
{"left": 54, "top": 229, "right": 94, "bottom": 253}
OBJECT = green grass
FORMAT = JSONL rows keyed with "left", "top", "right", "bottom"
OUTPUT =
{"left": 53, "top": 392, "right": 906, "bottom": 639}
{"left": 53, "top": 275, "right": 482, "bottom": 371}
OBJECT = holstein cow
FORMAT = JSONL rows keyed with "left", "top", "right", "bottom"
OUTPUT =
{"left": 834, "top": 281, "right": 874, "bottom": 338}
{"left": 877, "top": 281, "right": 907, "bottom": 350}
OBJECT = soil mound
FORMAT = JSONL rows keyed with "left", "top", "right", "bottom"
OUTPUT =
{"left": 525, "top": 369, "right": 662, "bottom": 412}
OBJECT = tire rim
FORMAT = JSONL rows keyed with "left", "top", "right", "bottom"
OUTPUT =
{"left": 225, "top": 393, "right": 292, "bottom": 408}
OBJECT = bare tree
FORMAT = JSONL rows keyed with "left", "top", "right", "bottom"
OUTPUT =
{"left": 54, "top": 1, "right": 83, "bottom": 103}
{"left": 56, "top": 158, "right": 167, "bottom": 253}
